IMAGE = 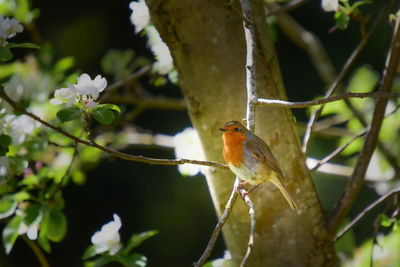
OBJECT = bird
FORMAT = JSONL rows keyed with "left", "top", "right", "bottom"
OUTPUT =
{"left": 220, "top": 120, "right": 298, "bottom": 210}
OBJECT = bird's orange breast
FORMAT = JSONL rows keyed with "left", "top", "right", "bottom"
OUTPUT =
{"left": 222, "top": 133, "right": 246, "bottom": 166}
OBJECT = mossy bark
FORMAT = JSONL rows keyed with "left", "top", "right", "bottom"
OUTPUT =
{"left": 146, "top": 0, "right": 337, "bottom": 265}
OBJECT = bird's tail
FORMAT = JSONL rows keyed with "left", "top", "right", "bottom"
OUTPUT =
{"left": 270, "top": 175, "right": 298, "bottom": 211}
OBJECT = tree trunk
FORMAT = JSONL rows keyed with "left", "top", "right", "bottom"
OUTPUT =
{"left": 147, "top": 0, "right": 337, "bottom": 265}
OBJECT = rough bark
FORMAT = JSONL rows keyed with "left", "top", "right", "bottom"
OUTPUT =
{"left": 146, "top": 0, "right": 336, "bottom": 265}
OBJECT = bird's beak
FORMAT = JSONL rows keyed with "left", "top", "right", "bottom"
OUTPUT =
{"left": 219, "top": 128, "right": 229, "bottom": 132}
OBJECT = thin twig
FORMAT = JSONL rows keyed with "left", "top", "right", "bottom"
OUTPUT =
{"left": 301, "top": 6, "right": 386, "bottom": 154}
{"left": 99, "top": 65, "right": 152, "bottom": 102}
{"left": 0, "top": 88, "right": 228, "bottom": 170}
{"left": 369, "top": 196, "right": 395, "bottom": 267}
{"left": 23, "top": 235, "right": 50, "bottom": 267}
{"left": 311, "top": 129, "right": 367, "bottom": 171}
{"left": 241, "top": 0, "right": 258, "bottom": 131}
{"left": 266, "top": 0, "right": 311, "bottom": 17}
{"left": 194, "top": 180, "right": 239, "bottom": 267}
{"left": 256, "top": 92, "right": 400, "bottom": 109}
{"left": 327, "top": 12, "right": 400, "bottom": 236}
{"left": 239, "top": 188, "right": 256, "bottom": 267}
{"left": 334, "top": 187, "right": 400, "bottom": 242}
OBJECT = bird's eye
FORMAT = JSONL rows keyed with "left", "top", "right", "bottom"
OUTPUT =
{"left": 233, "top": 127, "right": 239, "bottom": 132}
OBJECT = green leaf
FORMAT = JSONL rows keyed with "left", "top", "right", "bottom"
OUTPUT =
{"left": 23, "top": 203, "right": 42, "bottom": 226}
{"left": 0, "top": 198, "right": 17, "bottom": 219}
{"left": 57, "top": 107, "right": 82, "bottom": 122}
{"left": 335, "top": 11, "right": 350, "bottom": 30}
{"left": 2, "top": 215, "right": 23, "bottom": 254}
{"left": 96, "top": 103, "right": 121, "bottom": 113}
{"left": 82, "top": 245, "right": 97, "bottom": 260}
{"left": 21, "top": 174, "right": 39, "bottom": 186}
{"left": 42, "top": 208, "right": 67, "bottom": 242}
{"left": 122, "top": 230, "right": 158, "bottom": 255}
{"left": 85, "top": 256, "right": 112, "bottom": 267}
{"left": 92, "top": 107, "right": 115, "bottom": 125}
{"left": 7, "top": 42, "right": 41, "bottom": 49}
{"left": 38, "top": 231, "right": 51, "bottom": 253}
{"left": 116, "top": 253, "right": 147, "bottom": 267}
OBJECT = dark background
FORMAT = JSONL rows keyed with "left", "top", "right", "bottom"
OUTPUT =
{"left": 0, "top": 0, "right": 392, "bottom": 266}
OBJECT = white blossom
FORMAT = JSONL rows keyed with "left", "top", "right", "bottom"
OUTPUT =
{"left": 173, "top": 128, "right": 205, "bottom": 176}
{"left": 91, "top": 214, "right": 122, "bottom": 256}
{"left": 0, "top": 15, "right": 23, "bottom": 47}
{"left": 129, "top": 1, "right": 174, "bottom": 75}
{"left": 321, "top": 0, "right": 339, "bottom": 12}
{"left": 0, "top": 115, "right": 37, "bottom": 145}
{"left": 146, "top": 26, "right": 174, "bottom": 75}
{"left": 51, "top": 73, "right": 107, "bottom": 108}
{"left": 129, "top": 0, "right": 150, "bottom": 34}
{"left": 18, "top": 210, "right": 41, "bottom": 240}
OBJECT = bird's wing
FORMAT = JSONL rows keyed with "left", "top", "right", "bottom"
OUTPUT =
{"left": 244, "top": 137, "right": 285, "bottom": 178}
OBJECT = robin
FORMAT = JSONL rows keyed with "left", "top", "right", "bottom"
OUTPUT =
{"left": 220, "top": 121, "right": 298, "bottom": 210}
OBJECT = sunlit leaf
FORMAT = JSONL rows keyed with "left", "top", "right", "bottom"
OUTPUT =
{"left": 82, "top": 245, "right": 97, "bottom": 260}
{"left": 92, "top": 107, "right": 115, "bottom": 125}
{"left": 0, "top": 198, "right": 17, "bottom": 219}
{"left": 2, "top": 215, "right": 22, "bottom": 254}
{"left": 42, "top": 208, "right": 67, "bottom": 242}
{"left": 96, "top": 103, "right": 121, "bottom": 113}
{"left": 122, "top": 230, "right": 158, "bottom": 255}
{"left": 38, "top": 230, "right": 51, "bottom": 253}
{"left": 7, "top": 42, "right": 40, "bottom": 49}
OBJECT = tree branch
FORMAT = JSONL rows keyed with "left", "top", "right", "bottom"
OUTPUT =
{"left": 310, "top": 129, "right": 368, "bottom": 171}
{"left": 327, "top": 12, "right": 400, "bottom": 236}
{"left": 0, "top": 87, "right": 227, "bottom": 170}
{"left": 194, "top": 180, "right": 239, "bottom": 267}
{"left": 335, "top": 186, "right": 400, "bottom": 242}
{"left": 256, "top": 91, "right": 400, "bottom": 108}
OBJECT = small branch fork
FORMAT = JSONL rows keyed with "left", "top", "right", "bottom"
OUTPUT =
{"left": 335, "top": 187, "right": 400, "bottom": 242}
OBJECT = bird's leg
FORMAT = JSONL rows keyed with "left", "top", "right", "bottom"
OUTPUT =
{"left": 235, "top": 181, "right": 248, "bottom": 195}
{"left": 236, "top": 182, "right": 260, "bottom": 200}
